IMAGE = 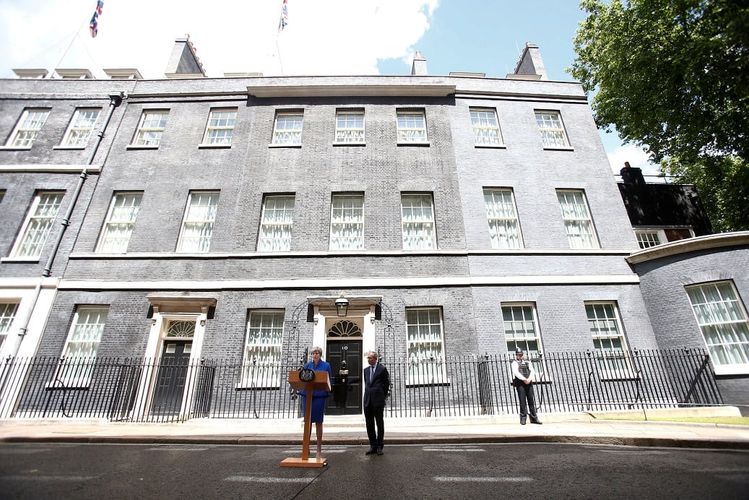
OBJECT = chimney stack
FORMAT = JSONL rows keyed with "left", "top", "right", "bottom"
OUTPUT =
{"left": 165, "top": 35, "right": 206, "bottom": 78}
{"left": 411, "top": 51, "right": 428, "bottom": 76}
{"left": 620, "top": 161, "right": 646, "bottom": 186}
{"left": 511, "top": 42, "right": 548, "bottom": 80}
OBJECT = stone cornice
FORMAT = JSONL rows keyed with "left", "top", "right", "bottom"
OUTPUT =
{"left": 626, "top": 231, "right": 749, "bottom": 265}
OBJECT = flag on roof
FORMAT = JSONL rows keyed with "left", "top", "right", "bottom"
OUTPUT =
{"left": 89, "top": 0, "right": 104, "bottom": 38}
{"left": 278, "top": 0, "right": 288, "bottom": 32}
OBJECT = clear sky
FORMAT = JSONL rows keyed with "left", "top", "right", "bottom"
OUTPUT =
{"left": 0, "top": 0, "right": 655, "bottom": 175}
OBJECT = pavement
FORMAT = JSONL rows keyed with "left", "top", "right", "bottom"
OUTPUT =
{"left": 1, "top": 406, "right": 748, "bottom": 450}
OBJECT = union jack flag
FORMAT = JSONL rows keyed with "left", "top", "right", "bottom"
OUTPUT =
{"left": 89, "top": 0, "right": 104, "bottom": 38}
{"left": 278, "top": 0, "right": 288, "bottom": 32}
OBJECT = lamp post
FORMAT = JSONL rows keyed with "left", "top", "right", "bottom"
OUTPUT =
{"left": 335, "top": 296, "right": 349, "bottom": 317}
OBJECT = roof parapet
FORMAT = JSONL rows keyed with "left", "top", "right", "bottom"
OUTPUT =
{"left": 12, "top": 68, "right": 49, "bottom": 79}
{"left": 104, "top": 68, "right": 143, "bottom": 80}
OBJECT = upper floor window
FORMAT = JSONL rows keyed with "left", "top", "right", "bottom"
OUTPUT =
{"left": 406, "top": 307, "right": 447, "bottom": 385}
{"left": 0, "top": 302, "right": 19, "bottom": 350}
{"left": 535, "top": 110, "right": 570, "bottom": 148}
{"left": 330, "top": 193, "right": 364, "bottom": 251}
{"left": 177, "top": 191, "right": 219, "bottom": 253}
{"left": 483, "top": 188, "right": 522, "bottom": 249}
{"left": 5, "top": 108, "right": 50, "bottom": 148}
{"left": 502, "top": 303, "right": 544, "bottom": 377}
{"left": 10, "top": 192, "right": 64, "bottom": 259}
{"left": 132, "top": 110, "right": 168, "bottom": 147}
{"left": 334, "top": 109, "right": 365, "bottom": 143}
{"left": 470, "top": 108, "right": 503, "bottom": 146}
{"left": 686, "top": 281, "right": 749, "bottom": 374}
{"left": 60, "top": 108, "right": 101, "bottom": 147}
{"left": 557, "top": 189, "right": 599, "bottom": 249}
{"left": 272, "top": 111, "right": 303, "bottom": 146}
{"left": 202, "top": 108, "right": 237, "bottom": 146}
{"left": 401, "top": 193, "right": 436, "bottom": 250}
{"left": 59, "top": 306, "right": 108, "bottom": 386}
{"left": 396, "top": 109, "right": 427, "bottom": 143}
{"left": 585, "top": 301, "right": 633, "bottom": 378}
{"left": 258, "top": 194, "right": 295, "bottom": 252}
{"left": 635, "top": 229, "right": 663, "bottom": 249}
{"left": 242, "top": 310, "right": 285, "bottom": 388}
{"left": 96, "top": 192, "right": 143, "bottom": 253}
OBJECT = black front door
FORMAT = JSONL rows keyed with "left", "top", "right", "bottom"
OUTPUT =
{"left": 151, "top": 341, "right": 191, "bottom": 415}
{"left": 326, "top": 340, "right": 362, "bottom": 415}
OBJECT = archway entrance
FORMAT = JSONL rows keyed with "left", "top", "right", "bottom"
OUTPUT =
{"left": 326, "top": 319, "right": 362, "bottom": 415}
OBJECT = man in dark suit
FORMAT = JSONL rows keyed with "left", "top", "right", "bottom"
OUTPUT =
{"left": 363, "top": 350, "right": 390, "bottom": 456}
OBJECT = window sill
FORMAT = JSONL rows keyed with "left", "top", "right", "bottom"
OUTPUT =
{"left": 714, "top": 364, "right": 749, "bottom": 376}
{"left": 542, "top": 146, "right": 574, "bottom": 152}
{"left": 268, "top": 143, "right": 302, "bottom": 148}
{"left": 332, "top": 142, "right": 366, "bottom": 147}
{"left": 397, "top": 141, "right": 430, "bottom": 147}
{"left": 474, "top": 144, "right": 506, "bottom": 149}
{"left": 0, "top": 145, "right": 32, "bottom": 151}
{"left": 53, "top": 145, "right": 86, "bottom": 150}
{"left": 198, "top": 143, "right": 232, "bottom": 149}
{"left": 126, "top": 145, "right": 160, "bottom": 150}
{"left": 0, "top": 257, "right": 40, "bottom": 263}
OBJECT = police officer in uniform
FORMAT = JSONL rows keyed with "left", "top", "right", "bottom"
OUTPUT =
{"left": 511, "top": 347, "right": 542, "bottom": 425}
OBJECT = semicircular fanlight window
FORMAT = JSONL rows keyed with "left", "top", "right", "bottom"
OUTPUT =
{"left": 328, "top": 320, "right": 361, "bottom": 337}
{"left": 166, "top": 320, "right": 195, "bottom": 338}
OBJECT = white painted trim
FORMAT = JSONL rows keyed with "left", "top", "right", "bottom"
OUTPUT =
{"left": 248, "top": 84, "right": 456, "bottom": 98}
{"left": 0, "top": 165, "right": 101, "bottom": 173}
{"left": 0, "top": 277, "right": 59, "bottom": 289}
{"left": 58, "top": 274, "right": 639, "bottom": 291}
{"left": 627, "top": 231, "right": 749, "bottom": 264}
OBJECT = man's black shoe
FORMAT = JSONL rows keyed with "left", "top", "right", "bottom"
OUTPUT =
{"left": 520, "top": 418, "right": 527, "bottom": 425}
{"left": 531, "top": 419, "right": 543, "bottom": 425}
{"left": 365, "top": 448, "right": 377, "bottom": 455}
{"left": 376, "top": 447, "right": 383, "bottom": 455}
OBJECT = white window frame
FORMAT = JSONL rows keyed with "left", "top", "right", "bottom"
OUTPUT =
{"left": 10, "top": 192, "right": 64, "bottom": 260}
{"left": 257, "top": 194, "right": 295, "bottom": 252}
{"left": 58, "top": 306, "right": 109, "bottom": 387}
{"left": 635, "top": 229, "right": 665, "bottom": 249}
{"left": 401, "top": 193, "right": 436, "bottom": 250}
{"left": 60, "top": 108, "right": 101, "bottom": 147}
{"left": 502, "top": 303, "right": 545, "bottom": 377}
{"left": 271, "top": 111, "right": 303, "bottom": 146}
{"left": 241, "top": 310, "right": 285, "bottom": 388}
{"left": 0, "top": 302, "right": 19, "bottom": 350}
{"left": 176, "top": 191, "right": 219, "bottom": 253}
{"left": 483, "top": 188, "right": 523, "bottom": 249}
{"left": 470, "top": 108, "right": 503, "bottom": 147}
{"left": 585, "top": 301, "right": 635, "bottom": 379}
{"left": 334, "top": 109, "right": 365, "bottom": 144}
{"left": 406, "top": 307, "right": 448, "bottom": 385}
{"left": 5, "top": 108, "right": 50, "bottom": 148}
{"left": 686, "top": 281, "right": 749, "bottom": 375}
{"left": 535, "top": 110, "right": 570, "bottom": 148}
{"left": 96, "top": 192, "right": 143, "bottom": 253}
{"left": 132, "top": 109, "right": 169, "bottom": 147}
{"left": 329, "top": 193, "right": 364, "bottom": 251}
{"left": 396, "top": 109, "right": 428, "bottom": 144}
{"left": 557, "top": 189, "right": 599, "bottom": 249}
{"left": 201, "top": 107, "right": 237, "bottom": 146}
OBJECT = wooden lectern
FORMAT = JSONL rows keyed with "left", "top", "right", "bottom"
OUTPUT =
{"left": 280, "top": 370, "right": 331, "bottom": 468}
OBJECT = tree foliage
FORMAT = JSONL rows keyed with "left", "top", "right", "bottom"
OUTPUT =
{"left": 571, "top": 0, "right": 749, "bottom": 231}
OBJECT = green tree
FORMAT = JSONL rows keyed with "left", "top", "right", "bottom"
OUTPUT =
{"left": 571, "top": 0, "right": 749, "bottom": 231}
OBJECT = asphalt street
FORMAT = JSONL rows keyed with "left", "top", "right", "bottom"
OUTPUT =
{"left": 1, "top": 442, "right": 748, "bottom": 499}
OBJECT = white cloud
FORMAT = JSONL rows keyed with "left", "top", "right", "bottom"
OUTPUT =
{"left": 606, "top": 143, "right": 662, "bottom": 178}
{"left": 0, "top": 0, "right": 439, "bottom": 78}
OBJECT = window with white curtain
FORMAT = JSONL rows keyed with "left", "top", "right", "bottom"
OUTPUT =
{"left": 502, "top": 303, "right": 544, "bottom": 376}
{"left": 557, "top": 189, "right": 599, "bottom": 249}
{"left": 6, "top": 108, "right": 50, "bottom": 148}
{"left": 585, "top": 302, "right": 633, "bottom": 378}
{"left": 132, "top": 110, "right": 168, "bottom": 146}
{"left": 241, "top": 310, "right": 285, "bottom": 388}
{"left": 59, "top": 306, "right": 108, "bottom": 386}
{"left": 0, "top": 302, "right": 19, "bottom": 349}
{"left": 96, "top": 192, "right": 143, "bottom": 253}
{"left": 396, "top": 109, "right": 427, "bottom": 143}
{"left": 61, "top": 108, "right": 101, "bottom": 147}
{"left": 201, "top": 108, "right": 237, "bottom": 146}
{"left": 334, "top": 109, "right": 365, "bottom": 143}
{"left": 401, "top": 193, "right": 436, "bottom": 250}
{"left": 272, "top": 111, "right": 303, "bottom": 145}
{"left": 470, "top": 108, "right": 503, "bottom": 146}
{"left": 330, "top": 193, "right": 364, "bottom": 250}
{"left": 10, "top": 192, "right": 64, "bottom": 259}
{"left": 535, "top": 110, "right": 570, "bottom": 148}
{"left": 177, "top": 191, "right": 219, "bottom": 253}
{"left": 484, "top": 188, "right": 522, "bottom": 249}
{"left": 258, "top": 195, "right": 295, "bottom": 251}
{"left": 686, "top": 281, "right": 749, "bottom": 373}
{"left": 406, "top": 307, "right": 447, "bottom": 385}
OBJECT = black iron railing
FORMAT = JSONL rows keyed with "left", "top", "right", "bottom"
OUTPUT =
{"left": 0, "top": 348, "right": 722, "bottom": 423}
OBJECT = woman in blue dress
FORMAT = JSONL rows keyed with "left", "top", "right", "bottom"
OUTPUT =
{"left": 300, "top": 346, "right": 334, "bottom": 458}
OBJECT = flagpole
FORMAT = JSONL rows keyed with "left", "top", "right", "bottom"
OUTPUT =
{"left": 276, "top": 36, "right": 284, "bottom": 75}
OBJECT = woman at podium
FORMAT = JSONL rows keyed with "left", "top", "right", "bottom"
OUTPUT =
{"left": 300, "top": 346, "right": 334, "bottom": 458}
